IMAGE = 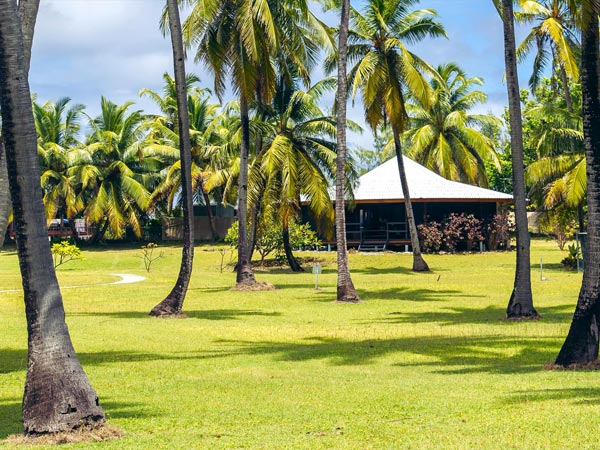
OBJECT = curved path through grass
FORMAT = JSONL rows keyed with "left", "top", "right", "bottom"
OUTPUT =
{"left": 0, "top": 273, "right": 146, "bottom": 293}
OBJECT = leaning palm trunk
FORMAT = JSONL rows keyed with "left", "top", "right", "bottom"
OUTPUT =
{"left": 335, "top": 0, "right": 360, "bottom": 303}
{"left": 236, "top": 94, "right": 257, "bottom": 285}
{"left": 200, "top": 182, "right": 216, "bottom": 241}
{"left": 392, "top": 128, "right": 429, "bottom": 272}
{"left": 0, "top": 140, "right": 9, "bottom": 248}
{"left": 0, "top": 0, "right": 104, "bottom": 432}
{"left": 558, "top": 63, "right": 573, "bottom": 113}
{"left": 501, "top": 0, "right": 538, "bottom": 319}
{"left": 282, "top": 221, "right": 304, "bottom": 272}
{"left": 555, "top": 1, "right": 600, "bottom": 366}
{"left": 150, "top": 0, "right": 195, "bottom": 316}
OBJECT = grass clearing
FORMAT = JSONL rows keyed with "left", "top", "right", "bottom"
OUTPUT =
{"left": 1, "top": 239, "right": 599, "bottom": 449}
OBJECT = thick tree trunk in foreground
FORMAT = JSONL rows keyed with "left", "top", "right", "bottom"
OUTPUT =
{"left": 150, "top": 0, "right": 195, "bottom": 317}
{"left": 335, "top": 0, "right": 360, "bottom": 303}
{"left": 0, "top": 140, "right": 9, "bottom": 249}
{"left": 0, "top": 0, "right": 39, "bottom": 249}
{"left": 0, "top": 0, "right": 104, "bottom": 432}
{"left": 392, "top": 128, "right": 429, "bottom": 272}
{"left": 555, "top": 2, "right": 600, "bottom": 366}
{"left": 282, "top": 222, "right": 304, "bottom": 272}
{"left": 501, "top": 0, "right": 538, "bottom": 319}
{"left": 235, "top": 94, "right": 257, "bottom": 285}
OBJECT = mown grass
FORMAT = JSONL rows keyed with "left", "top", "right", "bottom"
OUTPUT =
{"left": 0, "top": 239, "right": 598, "bottom": 449}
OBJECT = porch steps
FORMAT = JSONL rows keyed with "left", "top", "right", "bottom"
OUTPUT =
{"left": 358, "top": 242, "right": 387, "bottom": 252}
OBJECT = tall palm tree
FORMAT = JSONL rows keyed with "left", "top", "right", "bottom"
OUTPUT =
{"left": 405, "top": 63, "right": 501, "bottom": 187}
{"left": 33, "top": 97, "right": 85, "bottom": 221}
{"left": 516, "top": 0, "right": 580, "bottom": 111}
{"left": 144, "top": 78, "right": 222, "bottom": 239}
{"left": 498, "top": 0, "right": 539, "bottom": 319}
{"left": 343, "top": 0, "right": 446, "bottom": 272}
{"left": 70, "top": 98, "right": 151, "bottom": 240}
{"left": 255, "top": 78, "right": 337, "bottom": 271}
{"left": 555, "top": 0, "right": 600, "bottom": 366}
{"left": 0, "top": 0, "right": 40, "bottom": 248}
{"left": 149, "top": 0, "right": 195, "bottom": 317}
{"left": 183, "top": 0, "right": 278, "bottom": 286}
{"left": 0, "top": 0, "right": 104, "bottom": 432}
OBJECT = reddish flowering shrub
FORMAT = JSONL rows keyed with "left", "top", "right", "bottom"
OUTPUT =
{"left": 484, "top": 214, "right": 510, "bottom": 251}
{"left": 417, "top": 221, "right": 443, "bottom": 253}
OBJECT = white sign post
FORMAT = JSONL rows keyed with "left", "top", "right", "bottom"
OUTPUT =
{"left": 312, "top": 263, "right": 322, "bottom": 289}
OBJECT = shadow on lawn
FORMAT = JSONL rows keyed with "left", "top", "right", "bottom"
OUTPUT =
{"left": 507, "top": 387, "right": 600, "bottom": 405}
{"left": 216, "top": 334, "right": 561, "bottom": 375}
{"left": 359, "top": 287, "right": 467, "bottom": 302}
{"left": 71, "top": 309, "right": 281, "bottom": 321}
{"left": 364, "top": 304, "right": 575, "bottom": 326}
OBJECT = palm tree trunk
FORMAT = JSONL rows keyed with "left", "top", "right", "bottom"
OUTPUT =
{"left": 559, "top": 63, "right": 574, "bottom": 113}
{"left": 236, "top": 93, "right": 257, "bottom": 285}
{"left": 335, "top": 0, "right": 360, "bottom": 303}
{"left": 0, "top": 140, "right": 9, "bottom": 249}
{"left": 555, "top": 2, "right": 600, "bottom": 366}
{"left": 0, "top": 0, "right": 104, "bottom": 432}
{"left": 200, "top": 182, "right": 217, "bottom": 240}
{"left": 282, "top": 221, "right": 304, "bottom": 272}
{"left": 501, "top": 0, "right": 538, "bottom": 319}
{"left": 150, "top": 0, "right": 195, "bottom": 317}
{"left": 392, "top": 127, "right": 429, "bottom": 272}
{"left": 0, "top": 0, "right": 39, "bottom": 250}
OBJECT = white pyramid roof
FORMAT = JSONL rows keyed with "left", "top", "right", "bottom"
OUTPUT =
{"left": 348, "top": 156, "right": 513, "bottom": 203}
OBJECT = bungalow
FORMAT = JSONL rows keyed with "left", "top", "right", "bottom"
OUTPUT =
{"left": 303, "top": 155, "right": 513, "bottom": 250}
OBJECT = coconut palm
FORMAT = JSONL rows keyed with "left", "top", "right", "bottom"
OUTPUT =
{"left": 183, "top": 0, "right": 324, "bottom": 286}
{"left": 0, "top": 0, "right": 104, "bottom": 432}
{"left": 405, "top": 63, "right": 501, "bottom": 187}
{"left": 70, "top": 97, "right": 151, "bottom": 240}
{"left": 149, "top": 0, "right": 195, "bottom": 317}
{"left": 255, "top": 78, "right": 337, "bottom": 271}
{"left": 516, "top": 0, "right": 580, "bottom": 111}
{"left": 147, "top": 85, "right": 223, "bottom": 239}
{"left": 33, "top": 97, "right": 85, "bottom": 221}
{"left": 342, "top": 0, "right": 446, "bottom": 272}
{"left": 555, "top": 0, "right": 600, "bottom": 366}
{"left": 497, "top": 0, "right": 539, "bottom": 319}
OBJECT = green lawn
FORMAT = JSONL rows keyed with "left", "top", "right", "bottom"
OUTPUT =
{"left": 1, "top": 239, "right": 598, "bottom": 449}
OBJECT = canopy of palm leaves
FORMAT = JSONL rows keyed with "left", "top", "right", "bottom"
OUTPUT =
{"left": 404, "top": 63, "right": 501, "bottom": 187}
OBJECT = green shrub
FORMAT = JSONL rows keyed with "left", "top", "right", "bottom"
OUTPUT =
{"left": 51, "top": 240, "right": 83, "bottom": 269}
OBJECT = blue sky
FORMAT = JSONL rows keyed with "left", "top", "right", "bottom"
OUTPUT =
{"left": 29, "top": 0, "right": 532, "bottom": 149}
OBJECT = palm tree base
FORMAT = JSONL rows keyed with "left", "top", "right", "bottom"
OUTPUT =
{"left": 149, "top": 301, "right": 184, "bottom": 318}
{"left": 412, "top": 255, "right": 430, "bottom": 272}
{"left": 336, "top": 285, "right": 361, "bottom": 303}
{"left": 506, "top": 289, "right": 540, "bottom": 319}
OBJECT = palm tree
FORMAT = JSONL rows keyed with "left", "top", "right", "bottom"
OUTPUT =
{"left": 149, "top": 0, "right": 195, "bottom": 317}
{"left": 0, "top": 0, "right": 104, "bottom": 432}
{"left": 405, "top": 63, "right": 501, "bottom": 187}
{"left": 498, "top": 0, "right": 539, "bottom": 319}
{"left": 183, "top": 0, "right": 278, "bottom": 286}
{"left": 70, "top": 98, "right": 151, "bottom": 240}
{"left": 516, "top": 0, "right": 579, "bottom": 111}
{"left": 555, "top": 0, "right": 600, "bottom": 366}
{"left": 184, "top": 0, "right": 326, "bottom": 285}
{"left": 143, "top": 78, "right": 222, "bottom": 240}
{"left": 344, "top": 0, "right": 446, "bottom": 272}
{"left": 33, "top": 97, "right": 85, "bottom": 222}
{"left": 255, "top": 78, "right": 337, "bottom": 271}
{"left": 0, "top": 0, "right": 40, "bottom": 249}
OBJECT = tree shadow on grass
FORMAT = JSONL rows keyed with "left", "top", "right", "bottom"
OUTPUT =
{"left": 0, "top": 400, "right": 21, "bottom": 439}
{"left": 70, "top": 309, "right": 281, "bottom": 321}
{"left": 364, "top": 304, "right": 575, "bottom": 326}
{"left": 359, "top": 287, "right": 467, "bottom": 302}
{"left": 215, "top": 334, "right": 560, "bottom": 374}
{"left": 507, "top": 388, "right": 600, "bottom": 406}
{"left": 0, "top": 348, "right": 234, "bottom": 375}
